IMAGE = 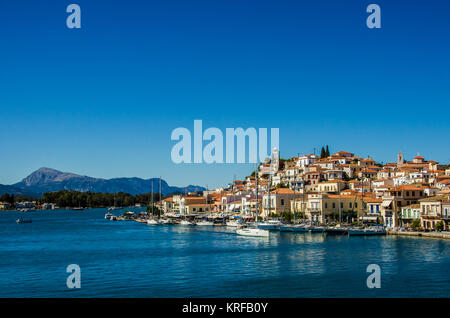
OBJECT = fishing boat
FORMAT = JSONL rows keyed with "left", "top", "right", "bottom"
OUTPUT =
{"left": 348, "top": 227, "right": 386, "bottom": 236}
{"left": 16, "top": 218, "right": 32, "bottom": 224}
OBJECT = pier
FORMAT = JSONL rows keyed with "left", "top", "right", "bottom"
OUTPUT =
{"left": 387, "top": 230, "right": 450, "bottom": 240}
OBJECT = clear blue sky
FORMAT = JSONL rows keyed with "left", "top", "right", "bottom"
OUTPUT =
{"left": 0, "top": 0, "right": 449, "bottom": 188}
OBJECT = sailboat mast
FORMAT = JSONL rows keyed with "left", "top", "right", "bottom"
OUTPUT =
{"left": 159, "top": 176, "right": 162, "bottom": 218}
{"left": 151, "top": 181, "right": 154, "bottom": 213}
{"left": 338, "top": 179, "right": 341, "bottom": 225}
{"left": 255, "top": 162, "right": 258, "bottom": 223}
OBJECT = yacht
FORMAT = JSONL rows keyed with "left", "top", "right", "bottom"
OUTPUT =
{"left": 280, "top": 223, "right": 312, "bottom": 232}
{"left": 236, "top": 225, "right": 269, "bottom": 237}
{"left": 196, "top": 220, "right": 214, "bottom": 226}
{"left": 257, "top": 219, "right": 282, "bottom": 230}
{"left": 226, "top": 220, "right": 240, "bottom": 227}
{"left": 160, "top": 218, "right": 173, "bottom": 225}
{"left": 180, "top": 219, "right": 195, "bottom": 226}
{"left": 147, "top": 219, "right": 160, "bottom": 225}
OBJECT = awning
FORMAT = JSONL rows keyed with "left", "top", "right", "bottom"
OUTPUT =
{"left": 382, "top": 200, "right": 392, "bottom": 208}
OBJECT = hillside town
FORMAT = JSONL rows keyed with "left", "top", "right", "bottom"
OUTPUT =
{"left": 159, "top": 149, "right": 450, "bottom": 231}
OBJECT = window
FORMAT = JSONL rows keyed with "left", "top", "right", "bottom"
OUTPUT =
{"left": 281, "top": 199, "right": 285, "bottom": 206}
{"left": 340, "top": 203, "right": 343, "bottom": 209}
{"left": 406, "top": 191, "right": 409, "bottom": 196}
{"left": 332, "top": 203, "right": 336, "bottom": 208}
{"left": 325, "top": 203, "right": 328, "bottom": 209}
{"left": 355, "top": 202, "right": 358, "bottom": 208}
{"left": 349, "top": 202, "right": 352, "bottom": 208}
{"left": 193, "top": 208, "right": 196, "bottom": 212}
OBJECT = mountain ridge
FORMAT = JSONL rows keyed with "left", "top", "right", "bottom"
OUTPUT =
{"left": 0, "top": 167, "right": 205, "bottom": 197}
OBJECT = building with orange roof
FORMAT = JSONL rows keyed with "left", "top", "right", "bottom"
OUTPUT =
{"left": 381, "top": 185, "right": 425, "bottom": 227}
{"left": 261, "top": 188, "right": 301, "bottom": 217}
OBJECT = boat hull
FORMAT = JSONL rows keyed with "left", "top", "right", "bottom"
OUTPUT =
{"left": 348, "top": 229, "right": 386, "bottom": 236}
{"left": 236, "top": 228, "right": 269, "bottom": 237}
{"left": 196, "top": 222, "right": 214, "bottom": 226}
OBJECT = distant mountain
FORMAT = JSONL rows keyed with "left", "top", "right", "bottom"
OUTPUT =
{"left": 0, "top": 167, "right": 205, "bottom": 197}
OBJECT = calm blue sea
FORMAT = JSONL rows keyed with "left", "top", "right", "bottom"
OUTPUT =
{"left": 0, "top": 208, "right": 448, "bottom": 297}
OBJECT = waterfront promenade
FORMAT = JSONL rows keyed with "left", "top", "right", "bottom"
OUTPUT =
{"left": 387, "top": 229, "right": 450, "bottom": 240}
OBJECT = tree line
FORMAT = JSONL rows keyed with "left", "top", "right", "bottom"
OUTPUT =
{"left": 39, "top": 190, "right": 163, "bottom": 208}
{"left": 1, "top": 191, "right": 164, "bottom": 208}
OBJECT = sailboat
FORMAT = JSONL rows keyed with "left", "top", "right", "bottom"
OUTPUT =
{"left": 236, "top": 162, "right": 270, "bottom": 237}
{"left": 147, "top": 180, "right": 161, "bottom": 225}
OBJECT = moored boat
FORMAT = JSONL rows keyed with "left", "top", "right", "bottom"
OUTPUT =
{"left": 257, "top": 219, "right": 282, "bottom": 231}
{"left": 325, "top": 227, "right": 348, "bottom": 235}
{"left": 226, "top": 220, "right": 240, "bottom": 227}
{"left": 180, "top": 219, "right": 195, "bottom": 226}
{"left": 160, "top": 218, "right": 173, "bottom": 225}
{"left": 196, "top": 220, "right": 214, "bottom": 226}
{"left": 348, "top": 227, "right": 386, "bottom": 236}
{"left": 236, "top": 225, "right": 269, "bottom": 237}
{"left": 147, "top": 219, "right": 160, "bottom": 225}
{"left": 279, "top": 224, "right": 294, "bottom": 232}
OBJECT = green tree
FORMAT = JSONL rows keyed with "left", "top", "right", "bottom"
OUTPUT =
{"left": 411, "top": 218, "right": 421, "bottom": 230}
{"left": 320, "top": 147, "right": 325, "bottom": 158}
{"left": 325, "top": 145, "right": 330, "bottom": 157}
{"left": 435, "top": 221, "right": 444, "bottom": 231}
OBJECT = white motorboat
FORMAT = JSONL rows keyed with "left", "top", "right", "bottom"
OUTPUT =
{"left": 236, "top": 226, "right": 269, "bottom": 237}
{"left": 196, "top": 220, "right": 214, "bottom": 226}
{"left": 160, "top": 218, "right": 173, "bottom": 225}
{"left": 257, "top": 219, "right": 282, "bottom": 230}
{"left": 226, "top": 220, "right": 240, "bottom": 227}
{"left": 180, "top": 219, "right": 195, "bottom": 226}
{"left": 147, "top": 219, "right": 160, "bottom": 225}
